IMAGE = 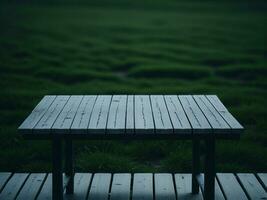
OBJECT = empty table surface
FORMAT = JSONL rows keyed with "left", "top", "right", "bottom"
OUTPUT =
{"left": 18, "top": 95, "right": 243, "bottom": 139}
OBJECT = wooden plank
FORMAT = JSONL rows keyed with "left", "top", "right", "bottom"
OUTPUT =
{"left": 0, "top": 173, "right": 29, "bottom": 200}
{"left": 19, "top": 96, "right": 56, "bottom": 134}
{"left": 150, "top": 95, "right": 173, "bottom": 134}
{"left": 16, "top": 173, "right": 46, "bottom": 200}
{"left": 164, "top": 95, "right": 191, "bottom": 134}
{"left": 52, "top": 95, "right": 83, "bottom": 134}
{"left": 135, "top": 95, "right": 155, "bottom": 134}
{"left": 126, "top": 95, "right": 134, "bottom": 134}
{"left": 237, "top": 173, "right": 267, "bottom": 199}
{"left": 34, "top": 96, "right": 70, "bottom": 134}
{"left": 110, "top": 173, "right": 131, "bottom": 200}
{"left": 88, "top": 173, "right": 112, "bottom": 200}
{"left": 195, "top": 174, "right": 225, "bottom": 200}
{"left": 71, "top": 95, "right": 97, "bottom": 134}
{"left": 132, "top": 173, "right": 153, "bottom": 200}
{"left": 64, "top": 173, "right": 92, "bottom": 200}
{"left": 0, "top": 172, "right": 12, "bottom": 192}
{"left": 179, "top": 95, "right": 211, "bottom": 134}
{"left": 257, "top": 173, "right": 267, "bottom": 191}
{"left": 193, "top": 95, "right": 230, "bottom": 134}
{"left": 107, "top": 95, "right": 127, "bottom": 134}
{"left": 206, "top": 95, "right": 243, "bottom": 133}
{"left": 175, "top": 174, "right": 203, "bottom": 200}
{"left": 88, "top": 95, "right": 112, "bottom": 134}
{"left": 217, "top": 173, "right": 247, "bottom": 200}
{"left": 37, "top": 174, "right": 52, "bottom": 200}
{"left": 154, "top": 173, "right": 176, "bottom": 200}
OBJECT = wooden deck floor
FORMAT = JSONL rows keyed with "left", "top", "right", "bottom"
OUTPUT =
{"left": 0, "top": 173, "right": 266, "bottom": 200}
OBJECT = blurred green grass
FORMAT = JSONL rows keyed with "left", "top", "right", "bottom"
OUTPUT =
{"left": 0, "top": 0, "right": 267, "bottom": 173}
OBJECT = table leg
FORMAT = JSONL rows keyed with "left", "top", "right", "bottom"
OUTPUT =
{"left": 204, "top": 137, "right": 215, "bottom": 200}
{"left": 65, "top": 138, "right": 74, "bottom": 194}
{"left": 192, "top": 138, "right": 200, "bottom": 194}
{"left": 52, "top": 136, "right": 63, "bottom": 200}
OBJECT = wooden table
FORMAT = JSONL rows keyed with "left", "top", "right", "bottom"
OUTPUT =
{"left": 18, "top": 95, "right": 244, "bottom": 200}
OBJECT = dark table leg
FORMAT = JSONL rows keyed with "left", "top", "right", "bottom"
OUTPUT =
{"left": 204, "top": 137, "right": 215, "bottom": 200}
{"left": 65, "top": 138, "right": 74, "bottom": 194}
{"left": 192, "top": 138, "right": 200, "bottom": 194}
{"left": 52, "top": 136, "right": 63, "bottom": 200}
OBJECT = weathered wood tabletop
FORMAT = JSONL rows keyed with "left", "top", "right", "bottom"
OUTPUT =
{"left": 18, "top": 95, "right": 243, "bottom": 139}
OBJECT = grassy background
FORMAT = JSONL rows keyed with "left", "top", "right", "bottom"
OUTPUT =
{"left": 0, "top": 0, "right": 267, "bottom": 173}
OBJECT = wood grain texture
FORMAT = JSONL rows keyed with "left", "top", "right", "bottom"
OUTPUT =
{"left": 16, "top": 173, "right": 46, "bottom": 200}
{"left": 217, "top": 173, "right": 247, "bottom": 200}
{"left": 194, "top": 174, "right": 225, "bottom": 200}
{"left": 257, "top": 173, "right": 267, "bottom": 191}
{"left": 107, "top": 95, "right": 127, "bottom": 134}
{"left": 87, "top": 173, "right": 112, "bottom": 200}
{"left": 132, "top": 173, "right": 153, "bottom": 200}
{"left": 34, "top": 95, "right": 70, "bottom": 134}
{"left": 110, "top": 173, "right": 131, "bottom": 200}
{"left": 0, "top": 173, "right": 29, "bottom": 200}
{"left": 193, "top": 95, "right": 230, "bottom": 134}
{"left": 179, "top": 95, "right": 211, "bottom": 134}
{"left": 71, "top": 95, "right": 97, "bottom": 134}
{"left": 237, "top": 173, "right": 267, "bottom": 200}
{"left": 154, "top": 173, "right": 176, "bottom": 200}
{"left": 126, "top": 95, "right": 134, "bottom": 134}
{"left": 135, "top": 95, "right": 155, "bottom": 134}
{"left": 64, "top": 173, "right": 92, "bottom": 200}
{"left": 150, "top": 95, "right": 173, "bottom": 134}
{"left": 37, "top": 174, "right": 52, "bottom": 200}
{"left": 206, "top": 95, "right": 243, "bottom": 133}
{"left": 0, "top": 173, "right": 264, "bottom": 199}
{"left": 19, "top": 94, "right": 244, "bottom": 138}
{"left": 19, "top": 96, "right": 56, "bottom": 134}
{"left": 52, "top": 95, "right": 83, "bottom": 134}
{"left": 0, "top": 172, "right": 12, "bottom": 192}
{"left": 88, "top": 96, "right": 112, "bottom": 134}
{"left": 175, "top": 174, "right": 203, "bottom": 200}
{"left": 164, "top": 95, "right": 191, "bottom": 134}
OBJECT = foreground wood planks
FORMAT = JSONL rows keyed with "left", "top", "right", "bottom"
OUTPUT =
{"left": 0, "top": 173, "right": 29, "bottom": 200}
{"left": 110, "top": 173, "right": 131, "bottom": 200}
{"left": 1, "top": 173, "right": 266, "bottom": 199}
{"left": 64, "top": 173, "right": 92, "bottom": 200}
{"left": 18, "top": 95, "right": 244, "bottom": 138}
{"left": 0, "top": 172, "right": 11, "bottom": 192}
{"left": 87, "top": 173, "right": 111, "bottom": 200}
{"left": 16, "top": 173, "right": 46, "bottom": 200}
{"left": 37, "top": 174, "right": 52, "bottom": 200}
{"left": 154, "top": 173, "right": 176, "bottom": 200}
{"left": 257, "top": 173, "right": 267, "bottom": 191}
{"left": 237, "top": 173, "right": 267, "bottom": 199}
{"left": 217, "top": 173, "right": 248, "bottom": 200}
{"left": 175, "top": 174, "right": 203, "bottom": 200}
{"left": 132, "top": 173, "right": 153, "bottom": 200}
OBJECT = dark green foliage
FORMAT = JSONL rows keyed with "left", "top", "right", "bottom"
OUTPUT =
{"left": 0, "top": 0, "right": 267, "bottom": 172}
{"left": 128, "top": 65, "right": 211, "bottom": 79}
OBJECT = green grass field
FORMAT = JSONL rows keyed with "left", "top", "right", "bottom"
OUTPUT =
{"left": 0, "top": 0, "right": 267, "bottom": 173}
